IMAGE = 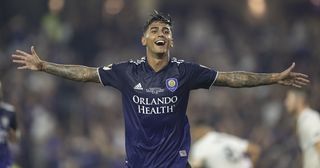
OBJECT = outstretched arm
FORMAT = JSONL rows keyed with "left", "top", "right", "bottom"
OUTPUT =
{"left": 214, "top": 63, "right": 309, "bottom": 88}
{"left": 12, "top": 46, "right": 100, "bottom": 83}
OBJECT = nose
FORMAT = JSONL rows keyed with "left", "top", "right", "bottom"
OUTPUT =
{"left": 157, "top": 31, "right": 165, "bottom": 37}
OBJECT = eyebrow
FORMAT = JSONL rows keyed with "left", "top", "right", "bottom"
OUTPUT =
{"left": 149, "top": 27, "right": 171, "bottom": 31}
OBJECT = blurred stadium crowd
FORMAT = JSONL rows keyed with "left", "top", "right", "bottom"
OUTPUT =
{"left": 0, "top": 0, "right": 320, "bottom": 167}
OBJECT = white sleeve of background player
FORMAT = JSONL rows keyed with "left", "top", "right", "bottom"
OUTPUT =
{"left": 305, "top": 114, "right": 320, "bottom": 145}
{"left": 222, "top": 133, "right": 249, "bottom": 153}
{"left": 190, "top": 140, "right": 209, "bottom": 164}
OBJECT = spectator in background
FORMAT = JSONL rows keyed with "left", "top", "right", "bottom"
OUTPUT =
{"left": 190, "top": 121, "right": 261, "bottom": 168}
{"left": 285, "top": 89, "right": 320, "bottom": 168}
{"left": 0, "top": 81, "right": 19, "bottom": 168}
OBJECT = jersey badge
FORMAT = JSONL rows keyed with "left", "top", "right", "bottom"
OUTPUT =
{"left": 166, "top": 78, "right": 178, "bottom": 92}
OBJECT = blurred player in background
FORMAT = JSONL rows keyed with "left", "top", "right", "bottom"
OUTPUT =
{"left": 0, "top": 81, "right": 19, "bottom": 168}
{"left": 285, "top": 89, "right": 320, "bottom": 168}
{"left": 12, "top": 11, "right": 309, "bottom": 168}
{"left": 190, "top": 122, "right": 260, "bottom": 168}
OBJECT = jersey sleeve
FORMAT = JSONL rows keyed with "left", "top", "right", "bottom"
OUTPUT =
{"left": 223, "top": 133, "right": 249, "bottom": 153}
{"left": 185, "top": 63, "right": 218, "bottom": 90}
{"left": 97, "top": 62, "right": 127, "bottom": 90}
{"left": 190, "top": 140, "right": 208, "bottom": 164}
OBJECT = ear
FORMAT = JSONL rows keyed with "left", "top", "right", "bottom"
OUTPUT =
{"left": 170, "top": 38, "right": 174, "bottom": 48}
{"left": 141, "top": 36, "right": 147, "bottom": 46}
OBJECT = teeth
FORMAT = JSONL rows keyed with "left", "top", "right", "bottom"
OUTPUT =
{"left": 155, "top": 40, "right": 165, "bottom": 45}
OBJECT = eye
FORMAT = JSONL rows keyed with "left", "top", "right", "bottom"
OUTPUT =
{"left": 164, "top": 30, "right": 170, "bottom": 34}
{"left": 151, "top": 30, "right": 157, "bottom": 34}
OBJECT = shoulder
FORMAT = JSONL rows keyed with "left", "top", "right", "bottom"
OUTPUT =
{"left": 129, "top": 57, "right": 146, "bottom": 65}
{"left": 101, "top": 59, "right": 137, "bottom": 71}
{"left": 170, "top": 57, "right": 185, "bottom": 65}
{"left": 299, "top": 108, "right": 320, "bottom": 127}
{"left": 0, "top": 102, "right": 15, "bottom": 113}
{"left": 301, "top": 108, "right": 320, "bottom": 120}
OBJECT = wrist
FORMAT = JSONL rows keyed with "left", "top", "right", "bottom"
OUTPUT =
{"left": 39, "top": 61, "right": 46, "bottom": 71}
{"left": 273, "top": 73, "right": 281, "bottom": 83}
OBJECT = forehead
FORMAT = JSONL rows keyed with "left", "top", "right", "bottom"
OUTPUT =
{"left": 147, "top": 21, "right": 171, "bottom": 30}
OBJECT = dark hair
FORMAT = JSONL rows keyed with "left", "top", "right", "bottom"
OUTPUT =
{"left": 143, "top": 10, "right": 172, "bottom": 33}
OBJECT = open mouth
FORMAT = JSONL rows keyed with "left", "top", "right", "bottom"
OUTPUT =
{"left": 154, "top": 40, "right": 166, "bottom": 46}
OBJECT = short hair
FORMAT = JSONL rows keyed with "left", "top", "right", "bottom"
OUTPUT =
{"left": 143, "top": 10, "right": 173, "bottom": 33}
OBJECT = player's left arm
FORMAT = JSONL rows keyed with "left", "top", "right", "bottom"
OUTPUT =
{"left": 214, "top": 63, "right": 309, "bottom": 88}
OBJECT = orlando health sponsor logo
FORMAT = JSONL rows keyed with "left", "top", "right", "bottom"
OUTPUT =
{"left": 132, "top": 95, "right": 178, "bottom": 114}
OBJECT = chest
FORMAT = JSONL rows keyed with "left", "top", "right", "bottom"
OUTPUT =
{"left": 126, "top": 65, "right": 188, "bottom": 97}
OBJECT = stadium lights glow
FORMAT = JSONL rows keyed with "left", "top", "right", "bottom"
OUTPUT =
{"left": 49, "top": 0, "right": 65, "bottom": 14}
{"left": 104, "top": 0, "right": 125, "bottom": 15}
{"left": 310, "top": 0, "right": 320, "bottom": 6}
{"left": 248, "top": 0, "right": 267, "bottom": 18}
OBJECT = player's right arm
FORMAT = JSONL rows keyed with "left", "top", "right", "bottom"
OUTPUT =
{"left": 12, "top": 46, "right": 100, "bottom": 83}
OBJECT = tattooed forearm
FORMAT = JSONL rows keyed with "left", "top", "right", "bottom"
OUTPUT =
{"left": 214, "top": 71, "right": 280, "bottom": 88}
{"left": 41, "top": 61, "right": 100, "bottom": 83}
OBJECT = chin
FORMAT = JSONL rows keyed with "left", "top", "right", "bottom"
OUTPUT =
{"left": 154, "top": 50, "right": 168, "bottom": 55}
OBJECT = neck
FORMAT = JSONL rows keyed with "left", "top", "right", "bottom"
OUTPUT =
{"left": 295, "top": 105, "right": 309, "bottom": 118}
{"left": 146, "top": 50, "right": 170, "bottom": 72}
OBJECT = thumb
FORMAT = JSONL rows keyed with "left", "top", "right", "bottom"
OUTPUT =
{"left": 288, "top": 62, "right": 295, "bottom": 71}
{"left": 283, "top": 62, "right": 295, "bottom": 74}
{"left": 31, "top": 46, "right": 36, "bottom": 55}
{"left": 31, "top": 46, "right": 39, "bottom": 58}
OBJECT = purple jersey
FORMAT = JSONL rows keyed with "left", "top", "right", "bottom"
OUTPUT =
{"left": 0, "top": 102, "right": 17, "bottom": 167}
{"left": 98, "top": 57, "right": 218, "bottom": 168}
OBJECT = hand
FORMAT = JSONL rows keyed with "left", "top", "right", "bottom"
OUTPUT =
{"left": 277, "top": 63, "right": 309, "bottom": 88}
{"left": 12, "top": 46, "right": 43, "bottom": 71}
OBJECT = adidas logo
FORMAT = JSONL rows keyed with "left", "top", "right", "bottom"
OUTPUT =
{"left": 134, "top": 83, "right": 143, "bottom": 90}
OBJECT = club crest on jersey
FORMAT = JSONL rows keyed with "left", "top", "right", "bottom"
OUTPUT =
{"left": 166, "top": 78, "right": 178, "bottom": 92}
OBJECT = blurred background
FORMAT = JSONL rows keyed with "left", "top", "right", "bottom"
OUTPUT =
{"left": 0, "top": 0, "right": 320, "bottom": 167}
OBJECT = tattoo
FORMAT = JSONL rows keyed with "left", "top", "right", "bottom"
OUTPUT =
{"left": 42, "top": 61, "right": 100, "bottom": 83}
{"left": 214, "top": 71, "right": 279, "bottom": 88}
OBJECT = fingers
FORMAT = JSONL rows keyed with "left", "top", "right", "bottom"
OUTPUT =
{"left": 278, "top": 78, "right": 308, "bottom": 88}
{"left": 294, "top": 80, "right": 308, "bottom": 87}
{"left": 292, "top": 83, "right": 301, "bottom": 88}
{"left": 12, "top": 60, "right": 26, "bottom": 64}
{"left": 296, "top": 77, "right": 310, "bottom": 84}
{"left": 291, "top": 72, "right": 308, "bottom": 78}
{"left": 12, "top": 54, "right": 27, "bottom": 60}
{"left": 17, "top": 66, "right": 29, "bottom": 70}
{"left": 16, "top": 50, "right": 31, "bottom": 57}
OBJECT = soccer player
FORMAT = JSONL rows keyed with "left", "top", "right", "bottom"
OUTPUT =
{"left": 0, "top": 81, "right": 19, "bottom": 168}
{"left": 190, "top": 123, "right": 260, "bottom": 168}
{"left": 12, "top": 11, "right": 309, "bottom": 168}
{"left": 285, "top": 89, "right": 320, "bottom": 168}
